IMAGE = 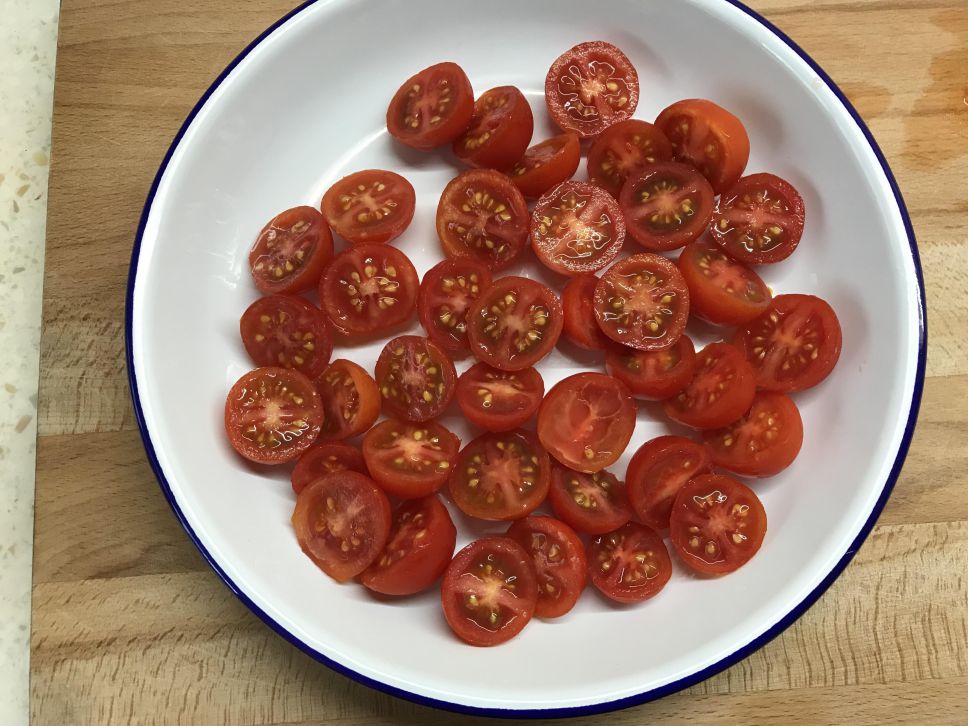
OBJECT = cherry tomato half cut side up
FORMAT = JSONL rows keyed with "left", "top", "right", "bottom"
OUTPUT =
{"left": 506, "top": 516, "right": 587, "bottom": 619}
{"left": 508, "top": 134, "right": 581, "bottom": 198}
{"left": 436, "top": 169, "right": 530, "bottom": 270}
{"left": 619, "top": 162, "right": 714, "bottom": 252}
{"left": 537, "top": 372, "right": 636, "bottom": 473}
{"left": 292, "top": 471, "right": 391, "bottom": 582}
{"left": 455, "top": 363, "right": 544, "bottom": 432}
{"left": 677, "top": 239, "right": 772, "bottom": 326}
{"left": 562, "top": 274, "right": 613, "bottom": 351}
{"left": 530, "top": 181, "right": 627, "bottom": 276}
{"left": 374, "top": 335, "right": 457, "bottom": 422}
{"left": 291, "top": 442, "right": 368, "bottom": 494}
{"left": 589, "top": 523, "right": 672, "bottom": 604}
{"left": 545, "top": 41, "right": 639, "bottom": 138}
{"left": 626, "top": 435, "right": 710, "bottom": 530}
{"left": 705, "top": 391, "right": 803, "bottom": 478}
{"left": 669, "top": 473, "right": 767, "bottom": 575}
{"left": 663, "top": 342, "right": 756, "bottom": 430}
{"left": 417, "top": 258, "right": 492, "bottom": 354}
{"left": 224, "top": 367, "right": 323, "bottom": 465}
{"left": 240, "top": 295, "right": 333, "bottom": 380}
{"left": 587, "top": 119, "right": 673, "bottom": 198}
{"left": 548, "top": 462, "right": 632, "bottom": 535}
{"left": 731, "top": 294, "right": 842, "bottom": 392}
{"left": 441, "top": 537, "right": 538, "bottom": 646}
{"left": 249, "top": 206, "right": 333, "bottom": 295}
{"left": 313, "top": 359, "right": 380, "bottom": 442}
{"left": 320, "top": 169, "right": 416, "bottom": 245}
{"left": 362, "top": 419, "right": 460, "bottom": 499}
{"left": 360, "top": 495, "right": 457, "bottom": 597}
{"left": 386, "top": 62, "right": 474, "bottom": 150}
{"left": 454, "top": 86, "right": 534, "bottom": 171}
{"left": 604, "top": 335, "right": 696, "bottom": 401}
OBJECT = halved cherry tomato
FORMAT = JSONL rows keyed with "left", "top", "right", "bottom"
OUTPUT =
{"left": 291, "top": 442, "right": 368, "bottom": 494}
{"left": 441, "top": 537, "right": 538, "bottom": 646}
{"left": 561, "top": 274, "right": 612, "bottom": 351}
{"left": 663, "top": 342, "right": 756, "bottom": 430}
{"left": 587, "top": 120, "right": 673, "bottom": 197}
{"left": 604, "top": 335, "right": 696, "bottom": 401}
{"left": 669, "top": 473, "right": 767, "bottom": 575}
{"left": 314, "top": 359, "right": 380, "bottom": 442}
{"left": 319, "top": 243, "right": 418, "bottom": 336}
{"left": 506, "top": 516, "right": 587, "bottom": 618}
{"left": 361, "top": 495, "right": 457, "bottom": 596}
{"left": 249, "top": 206, "right": 333, "bottom": 295}
{"left": 240, "top": 295, "right": 333, "bottom": 380}
{"left": 455, "top": 363, "right": 544, "bottom": 432}
{"left": 320, "top": 169, "right": 415, "bottom": 245}
{"left": 508, "top": 134, "right": 581, "bottom": 198}
{"left": 530, "top": 181, "right": 626, "bottom": 276}
{"left": 374, "top": 336, "right": 457, "bottom": 422}
{"left": 548, "top": 461, "right": 632, "bottom": 535}
{"left": 362, "top": 419, "right": 460, "bottom": 499}
{"left": 466, "top": 276, "right": 563, "bottom": 371}
{"left": 436, "top": 170, "right": 530, "bottom": 270}
{"left": 448, "top": 429, "right": 550, "bottom": 521}
{"left": 625, "top": 435, "right": 710, "bottom": 530}
{"left": 545, "top": 41, "right": 639, "bottom": 138}
{"left": 655, "top": 99, "right": 750, "bottom": 194}
{"left": 704, "top": 391, "right": 803, "bottom": 477}
{"left": 731, "top": 294, "right": 842, "bottom": 392}
{"left": 537, "top": 372, "right": 636, "bottom": 473}
{"left": 619, "top": 162, "right": 714, "bottom": 252}
{"left": 454, "top": 86, "right": 534, "bottom": 171}
{"left": 711, "top": 173, "right": 805, "bottom": 264}
{"left": 417, "top": 258, "right": 492, "bottom": 354}
{"left": 593, "top": 253, "right": 690, "bottom": 351}
{"left": 589, "top": 523, "right": 671, "bottom": 604}
{"left": 677, "top": 239, "right": 772, "bottom": 326}
{"left": 224, "top": 367, "right": 323, "bottom": 464}
{"left": 292, "top": 471, "right": 391, "bottom": 582}
{"left": 386, "top": 62, "right": 474, "bottom": 150}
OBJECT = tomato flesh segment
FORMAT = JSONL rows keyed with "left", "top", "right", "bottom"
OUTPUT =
{"left": 625, "top": 435, "right": 710, "bottom": 530}
{"left": 619, "top": 162, "right": 714, "bottom": 252}
{"left": 705, "top": 391, "right": 803, "bottom": 477}
{"left": 313, "top": 359, "right": 380, "bottom": 442}
{"left": 605, "top": 334, "right": 696, "bottom": 401}
{"left": 249, "top": 206, "right": 333, "bottom": 295}
{"left": 587, "top": 119, "right": 673, "bottom": 197}
{"left": 506, "top": 516, "right": 588, "bottom": 619}
{"left": 374, "top": 335, "right": 457, "bottom": 422}
{"left": 362, "top": 419, "right": 460, "bottom": 499}
{"left": 712, "top": 173, "right": 805, "bottom": 264}
{"left": 509, "top": 133, "right": 581, "bottom": 198}
{"left": 455, "top": 363, "right": 544, "bottom": 432}
{"left": 562, "top": 274, "right": 613, "bottom": 351}
{"left": 589, "top": 523, "right": 671, "bottom": 604}
{"left": 417, "top": 258, "right": 492, "bottom": 354}
{"left": 678, "top": 239, "right": 772, "bottom": 326}
{"left": 454, "top": 86, "right": 534, "bottom": 171}
{"left": 663, "top": 342, "right": 756, "bottom": 430}
{"left": 291, "top": 442, "right": 368, "bottom": 495}
{"left": 320, "top": 169, "right": 416, "bottom": 245}
{"left": 548, "top": 462, "right": 632, "bottom": 535}
{"left": 240, "top": 295, "right": 333, "bottom": 380}
{"left": 386, "top": 62, "right": 474, "bottom": 151}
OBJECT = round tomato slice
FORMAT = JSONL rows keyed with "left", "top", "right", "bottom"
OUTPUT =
{"left": 508, "top": 133, "right": 581, "bottom": 198}
{"left": 362, "top": 419, "right": 460, "bottom": 499}
{"left": 545, "top": 41, "right": 639, "bottom": 138}
{"left": 604, "top": 335, "right": 696, "bottom": 401}
{"left": 454, "top": 86, "right": 534, "bottom": 171}
{"left": 589, "top": 523, "right": 671, "bottom": 604}
{"left": 320, "top": 169, "right": 416, "bottom": 245}
{"left": 677, "top": 239, "right": 772, "bottom": 326}
{"left": 291, "top": 442, "right": 368, "bottom": 495}
{"left": 536, "top": 372, "right": 636, "bottom": 473}
{"left": 441, "top": 537, "right": 538, "bottom": 646}
{"left": 386, "top": 62, "right": 474, "bottom": 150}
{"left": 436, "top": 170, "right": 530, "bottom": 270}
{"left": 619, "top": 162, "right": 714, "bottom": 252}
{"left": 593, "top": 253, "right": 690, "bottom": 351}
{"left": 625, "top": 435, "right": 711, "bottom": 530}
{"left": 466, "top": 276, "right": 563, "bottom": 372}
{"left": 448, "top": 429, "right": 551, "bottom": 521}
{"left": 292, "top": 471, "right": 391, "bottom": 582}
{"left": 731, "top": 294, "right": 842, "bottom": 392}
{"left": 314, "top": 359, "right": 380, "bottom": 442}
{"left": 562, "top": 274, "right": 612, "bottom": 351}
{"left": 655, "top": 98, "right": 750, "bottom": 194}
{"left": 360, "top": 495, "right": 457, "bottom": 596}
{"left": 506, "top": 516, "right": 587, "bottom": 619}
{"left": 669, "top": 473, "right": 767, "bottom": 575}
{"left": 417, "top": 258, "right": 492, "bottom": 354}
{"left": 249, "top": 206, "right": 333, "bottom": 295}
{"left": 548, "top": 461, "right": 632, "bottom": 535}
{"left": 663, "top": 342, "right": 756, "bottom": 430}
{"left": 374, "top": 336, "right": 457, "bottom": 422}
{"left": 455, "top": 363, "right": 544, "bottom": 432}
{"left": 587, "top": 120, "right": 673, "bottom": 197}
{"left": 530, "top": 181, "right": 626, "bottom": 276}
{"left": 704, "top": 391, "right": 803, "bottom": 477}
{"left": 319, "top": 243, "right": 418, "bottom": 336}
{"left": 224, "top": 367, "right": 323, "bottom": 465}
{"left": 240, "top": 295, "right": 333, "bottom": 380}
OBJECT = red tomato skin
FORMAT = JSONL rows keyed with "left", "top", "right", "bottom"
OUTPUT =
{"left": 508, "top": 134, "right": 581, "bottom": 198}
{"left": 704, "top": 391, "right": 803, "bottom": 477}
{"left": 291, "top": 442, "right": 368, "bottom": 494}
{"left": 320, "top": 169, "right": 416, "bottom": 245}
{"left": 387, "top": 62, "right": 474, "bottom": 150}
{"left": 455, "top": 363, "right": 544, "bottom": 432}
{"left": 604, "top": 335, "right": 697, "bottom": 401}
{"left": 562, "top": 274, "right": 613, "bottom": 351}
{"left": 625, "top": 435, "right": 711, "bottom": 530}
{"left": 588, "top": 523, "right": 672, "bottom": 604}
{"left": 454, "top": 86, "right": 534, "bottom": 171}
{"left": 249, "top": 206, "right": 333, "bottom": 295}
{"left": 663, "top": 342, "right": 756, "bottom": 430}
{"left": 506, "top": 516, "right": 588, "bottom": 619}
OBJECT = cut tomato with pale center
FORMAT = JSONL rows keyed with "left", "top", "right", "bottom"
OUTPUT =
{"left": 249, "top": 206, "right": 333, "bottom": 295}
{"left": 417, "top": 258, "right": 492, "bottom": 354}
{"left": 678, "top": 239, "right": 772, "bottom": 326}
{"left": 362, "top": 419, "right": 460, "bottom": 499}
{"left": 386, "top": 62, "right": 475, "bottom": 151}
{"left": 625, "top": 435, "right": 711, "bottom": 530}
{"left": 320, "top": 169, "right": 416, "bottom": 245}
{"left": 455, "top": 363, "right": 544, "bottom": 432}
{"left": 589, "top": 522, "right": 672, "bottom": 603}
{"left": 240, "top": 295, "right": 333, "bottom": 380}
{"left": 506, "top": 516, "right": 587, "bottom": 619}
{"left": 587, "top": 119, "right": 673, "bottom": 197}
{"left": 548, "top": 461, "right": 632, "bottom": 535}
{"left": 663, "top": 342, "right": 756, "bottom": 430}
{"left": 711, "top": 173, "right": 805, "bottom": 264}
{"left": 313, "top": 359, "right": 380, "bottom": 442}
{"left": 509, "top": 133, "right": 581, "bottom": 198}
{"left": 374, "top": 335, "right": 457, "bottom": 422}
{"left": 453, "top": 86, "right": 534, "bottom": 171}
{"left": 619, "top": 162, "right": 714, "bottom": 252}
{"left": 704, "top": 391, "right": 803, "bottom": 477}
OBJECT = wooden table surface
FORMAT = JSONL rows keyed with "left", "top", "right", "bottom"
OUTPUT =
{"left": 31, "top": 0, "right": 967, "bottom": 723}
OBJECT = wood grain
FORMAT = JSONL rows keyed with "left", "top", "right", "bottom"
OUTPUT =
{"left": 33, "top": 0, "right": 968, "bottom": 723}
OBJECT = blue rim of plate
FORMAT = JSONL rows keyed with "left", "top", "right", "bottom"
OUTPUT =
{"left": 124, "top": 0, "right": 927, "bottom": 718}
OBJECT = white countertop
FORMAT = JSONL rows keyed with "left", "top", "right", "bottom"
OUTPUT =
{"left": 0, "top": 1, "right": 59, "bottom": 723}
